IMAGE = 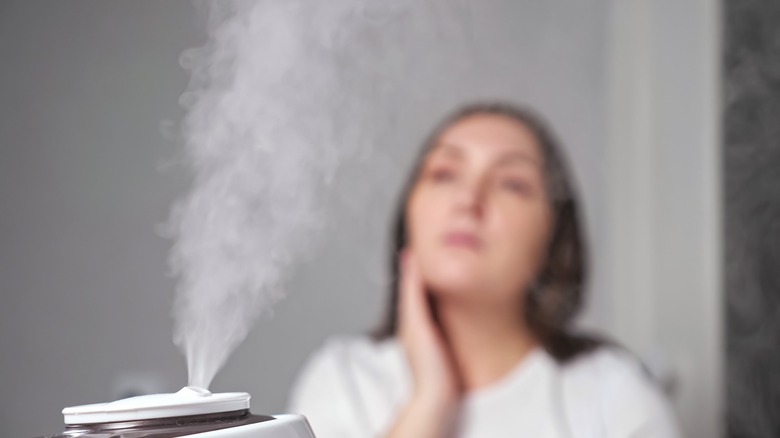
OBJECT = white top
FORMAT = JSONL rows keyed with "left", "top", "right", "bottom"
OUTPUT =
{"left": 287, "top": 336, "right": 680, "bottom": 438}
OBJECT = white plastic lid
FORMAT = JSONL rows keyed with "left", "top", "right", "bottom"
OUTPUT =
{"left": 62, "top": 386, "right": 250, "bottom": 425}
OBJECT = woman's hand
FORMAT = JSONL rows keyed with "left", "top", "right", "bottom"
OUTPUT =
{"left": 385, "top": 249, "right": 460, "bottom": 438}
{"left": 399, "top": 249, "right": 460, "bottom": 404}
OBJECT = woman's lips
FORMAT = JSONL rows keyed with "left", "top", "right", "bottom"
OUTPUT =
{"left": 442, "top": 231, "right": 482, "bottom": 250}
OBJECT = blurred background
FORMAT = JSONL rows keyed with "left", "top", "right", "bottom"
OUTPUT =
{"left": 0, "top": 1, "right": 775, "bottom": 437}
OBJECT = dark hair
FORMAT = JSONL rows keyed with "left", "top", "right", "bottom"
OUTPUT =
{"left": 373, "top": 101, "right": 601, "bottom": 362}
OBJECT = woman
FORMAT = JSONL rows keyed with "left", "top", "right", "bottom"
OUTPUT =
{"left": 288, "top": 102, "right": 680, "bottom": 437}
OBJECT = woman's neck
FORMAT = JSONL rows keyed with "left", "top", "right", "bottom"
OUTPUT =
{"left": 435, "top": 295, "right": 538, "bottom": 392}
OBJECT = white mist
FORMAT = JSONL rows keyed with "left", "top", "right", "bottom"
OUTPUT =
{"left": 166, "top": 0, "right": 477, "bottom": 389}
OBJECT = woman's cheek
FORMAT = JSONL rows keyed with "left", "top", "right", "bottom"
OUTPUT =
{"left": 492, "top": 200, "right": 550, "bottom": 260}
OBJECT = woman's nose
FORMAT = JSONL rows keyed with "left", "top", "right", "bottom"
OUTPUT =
{"left": 454, "top": 177, "right": 488, "bottom": 218}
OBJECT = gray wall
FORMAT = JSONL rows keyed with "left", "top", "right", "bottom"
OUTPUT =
{"left": 0, "top": 2, "right": 199, "bottom": 436}
{"left": 0, "top": 2, "right": 610, "bottom": 437}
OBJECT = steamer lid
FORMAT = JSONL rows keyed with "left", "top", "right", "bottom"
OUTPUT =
{"left": 62, "top": 386, "right": 250, "bottom": 425}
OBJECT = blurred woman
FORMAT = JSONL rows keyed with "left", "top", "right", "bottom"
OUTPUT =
{"left": 288, "top": 102, "right": 680, "bottom": 437}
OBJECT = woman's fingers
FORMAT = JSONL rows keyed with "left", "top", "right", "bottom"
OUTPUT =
{"left": 399, "top": 250, "right": 426, "bottom": 329}
{"left": 399, "top": 249, "right": 441, "bottom": 343}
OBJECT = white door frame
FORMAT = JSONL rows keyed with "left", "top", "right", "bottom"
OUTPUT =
{"left": 603, "top": 1, "right": 722, "bottom": 436}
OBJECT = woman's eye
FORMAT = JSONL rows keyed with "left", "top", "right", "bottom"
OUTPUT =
{"left": 428, "top": 168, "right": 456, "bottom": 183}
{"left": 501, "top": 179, "right": 533, "bottom": 195}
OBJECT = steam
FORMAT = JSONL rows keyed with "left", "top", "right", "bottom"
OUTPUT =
{"left": 167, "top": 0, "right": 476, "bottom": 389}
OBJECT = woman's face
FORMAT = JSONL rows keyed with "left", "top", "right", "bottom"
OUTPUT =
{"left": 407, "top": 114, "right": 552, "bottom": 305}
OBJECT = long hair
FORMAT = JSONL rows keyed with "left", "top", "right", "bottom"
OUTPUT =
{"left": 372, "top": 101, "right": 600, "bottom": 362}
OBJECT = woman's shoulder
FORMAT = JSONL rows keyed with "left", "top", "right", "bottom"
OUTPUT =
{"left": 321, "top": 334, "right": 401, "bottom": 358}
{"left": 290, "top": 334, "right": 404, "bottom": 387}
{"left": 559, "top": 346, "right": 680, "bottom": 437}
{"left": 562, "top": 344, "right": 646, "bottom": 378}
{"left": 287, "top": 335, "right": 408, "bottom": 437}
{"left": 299, "top": 334, "right": 403, "bottom": 378}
